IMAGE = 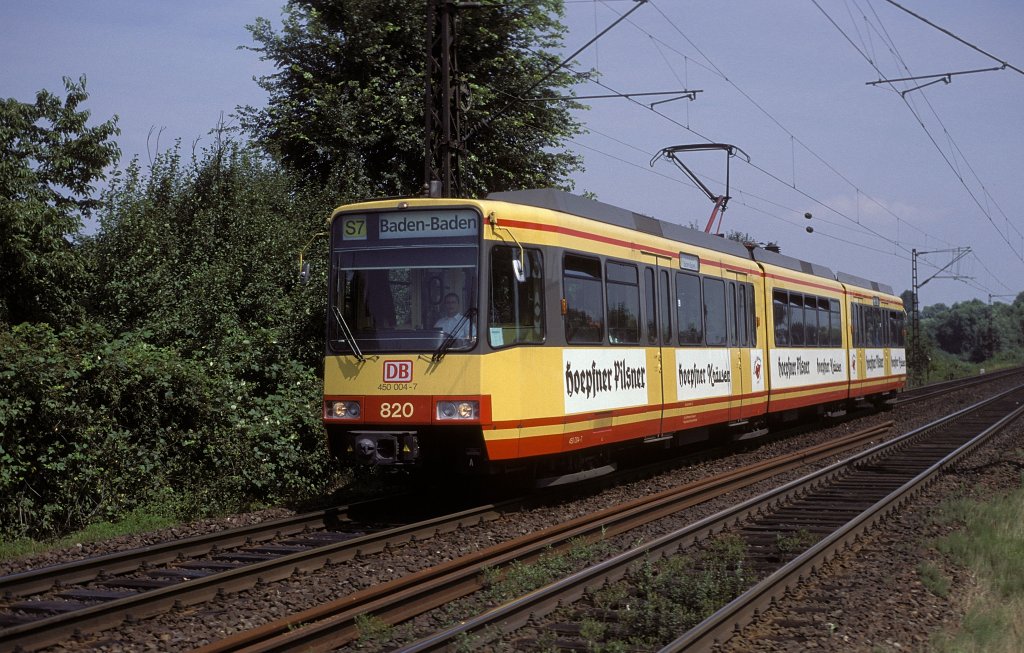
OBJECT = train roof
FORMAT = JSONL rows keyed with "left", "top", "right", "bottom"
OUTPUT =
{"left": 487, "top": 188, "right": 895, "bottom": 296}
{"left": 487, "top": 188, "right": 751, "bottom": 260}
{"left": 835, "top": 271, "right": 894, "bottom": 296}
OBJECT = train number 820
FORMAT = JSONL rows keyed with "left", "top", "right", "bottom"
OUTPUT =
{"left": 380, "top": 402, "right": 414, "bottom": 419}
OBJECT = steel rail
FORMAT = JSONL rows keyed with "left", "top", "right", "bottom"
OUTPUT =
{"left": 394, "top": 387, "right": 1022, "bottom": 652}
{"left": 662, "top": 385, "right": 1024, "bottom": 651}
{"left": 0, "top": 503, "right": 503, "bottom": 652}
{"left": 895, "top": 365, "right": 1024, "bottom": 405}
{"left": 0, "top": 507, "right": 355, "bottom": 599}
{"left": 197, "top": 422, "right": 892, "bottom": 653}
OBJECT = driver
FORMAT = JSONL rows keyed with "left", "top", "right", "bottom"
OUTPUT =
{"left": 434, "top": 293, "right": 471, "bottom": 338}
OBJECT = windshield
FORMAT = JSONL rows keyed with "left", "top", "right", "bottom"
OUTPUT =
{"left": 328, "top": 209, "right": 480, "bottom": 354}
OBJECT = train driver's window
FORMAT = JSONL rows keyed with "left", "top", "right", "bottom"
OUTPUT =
{"left": 488, "top": 246, "right": 544, "bottom": 348}
{"left": 563, "top": 254, "right": 604, "bottom": 344}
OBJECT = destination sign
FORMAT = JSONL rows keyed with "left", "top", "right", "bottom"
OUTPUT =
{"left": 378, "top": 210, "right": 479, "bottom": 240}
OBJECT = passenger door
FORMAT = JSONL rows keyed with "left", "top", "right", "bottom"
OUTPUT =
{"left": 643, "top": 258, "right": 673, "bottom": 438}
{"left": 724, "top": 271, "right": 750, "bottom": 422}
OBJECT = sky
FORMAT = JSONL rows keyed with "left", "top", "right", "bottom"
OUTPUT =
{"left": 2, "top": 1, "right": 1023, "bottom": 308}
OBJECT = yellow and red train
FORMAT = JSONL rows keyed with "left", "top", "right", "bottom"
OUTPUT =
{"left": 321, "top": 189, "right": 906, "bottom": 482}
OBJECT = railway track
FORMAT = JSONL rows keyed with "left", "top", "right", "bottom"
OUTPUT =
{"left": 0, "top": 495, "right": 504, "bottom": 652}
{"left": 0, "top": 420, "right": 894, "bottom": 653}
{"left": 894, "top": 365, "right": 1023, "bottom": 405}
{"left": 396, "top": 384, "right": 1024, "bottom": 652}
{"left": 1, "top": 369, "right": 1017, "bottom": 651}
{"left": 189, "top": 421, "right": 895, "bottom": 653}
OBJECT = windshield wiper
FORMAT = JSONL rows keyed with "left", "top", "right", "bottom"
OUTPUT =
{"left": 432, "top": 307, "right": 476, "bottom": 362}
{"left": 331, "top": 306, "right": 365, "bottom": 362}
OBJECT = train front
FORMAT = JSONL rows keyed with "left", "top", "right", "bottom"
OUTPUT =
{"left": 322, "top": 200, "right": 488, "bottom": 473}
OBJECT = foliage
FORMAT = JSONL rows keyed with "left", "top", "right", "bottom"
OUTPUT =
{"left": 615, "top": 535, "right": 753, "bottom": 646}
{"left": 0, "top": 3, "right": 596, "bottom": 545}
{"left": 0, "top": 76, "right": 119, "bottom": 327}
{"left": 85, "top": 134, "right": 329, "bottom": 368}
{"left": 239, "top": 0, "right": 584, "bottom": 197}
{"left": 0, "top": 321, "right": 328, "bottom": 540}
{"left": 0, "top": 115, "right": 340, "bottom": 539}
{"left": 929, "top": 486, "right": 1024, "bottom": 652}
{"left": 908, "top": 294, "right": 1024, "bottom": 383}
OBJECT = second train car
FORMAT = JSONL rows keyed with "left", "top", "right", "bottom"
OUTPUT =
{"left": 321, "top": 189, "right": 906, "bottom": 482}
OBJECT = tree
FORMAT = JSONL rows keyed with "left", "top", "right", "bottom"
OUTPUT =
{"left": 0, "top": 76, "right": 119, "bottom": 327}
{"left": 239, "top": 0, "right": 584, "bottom": 198}
{"left": 85, "top": 134, "right": 330, "bottom": 369}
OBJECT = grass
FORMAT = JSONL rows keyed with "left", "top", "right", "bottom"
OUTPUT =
{"left": 0, "top": 507, "right": 179, "bottom": 562}
{"left": 926, "top": 478, "right": 1024, "bottom": 653}
{"left": 586, "top": 534, "right": 753, "bottom": 649}
{"left": 481, "top": 536, "right": 611, "bottom": 604}
{"left": 917, "top": 560, "right": 950, "bottom": 598}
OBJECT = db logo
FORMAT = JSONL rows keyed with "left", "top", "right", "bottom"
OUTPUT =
{"left": 383, "top": 360, "right": 414, "bottom": 383}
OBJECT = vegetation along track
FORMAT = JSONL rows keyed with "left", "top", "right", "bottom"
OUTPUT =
{"left": 0, "top": 495, "right": 503, "bottom": 652}
{"left": 400, "top": 384, "right": 1024, "bottom": 652}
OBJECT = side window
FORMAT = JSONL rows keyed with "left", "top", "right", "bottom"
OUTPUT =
{"left": 644, "top": 267, "right": 657, "bottom": 345}
{"left": 606, "top": 261, "right": 640, "bottom": 344}
{"left": 804, "top": 295, "right": 818, "bottom": 346}
{"left": 830, "top": 299, "right": 842, "bottom": 346}
{"left": 789, "top": 293, "right": 805, "bottom": 346}
{"left": 676, "top": 272, "right": 703, "bottom": 345}
{"left": 852, "top": 303, "right": 861, "bottom": 348}
{"left": 748, "top": 283, "right": 757, "bottom": 347}
{"left": 893, "top": 310, "right": 906, "bottom": 347}
{"left": 868, "top": 306, "right": 882, "bottom": 347}
{"left": 488, "top": 246, "right": 544, "bottom": 347}
{"left": 727, "top": 281, "right": 738, "bottom": 346}
{"left": 660, "top": 269, "right": 673, "bottom": 344}
{"left": 737, "top": 283, "right": 748, "bottom": 347}
{"left": 815, "top": 298, "right": 828, "bottom": 347}
{"left": 564, "top": 254, "right": 604, "bottom": 344}
{"left": 704, "top": 277, "right": 727, "bottom": 346}
{"left": 773, "top": 290, "right": 789, "bottom": 346}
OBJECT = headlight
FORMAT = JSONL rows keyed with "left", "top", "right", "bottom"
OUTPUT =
{"left": 436, "top": 400, "right": 479, "bottom": 420}
{"left": 326, "top": 400, "right": 361, "bottom": 419}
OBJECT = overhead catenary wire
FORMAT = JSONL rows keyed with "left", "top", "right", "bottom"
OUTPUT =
{"left": 882, "top": 0, "right": 1024, "bottom": 76}
{"left": 558, "top": 0, "right": 1010, "bottom": 295}
{"left": 811, "top": 0, "right": 1021, "bottom": 286}
{"left": 622, "top": 1, "right": 942, "bottom": 247}
{"left": 635, "top": 0, "right": 1014, "bottom": 294}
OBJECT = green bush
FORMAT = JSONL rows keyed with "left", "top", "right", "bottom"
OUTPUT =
{"left": 0, "top": 321, "right": 332, "bottom": 540}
